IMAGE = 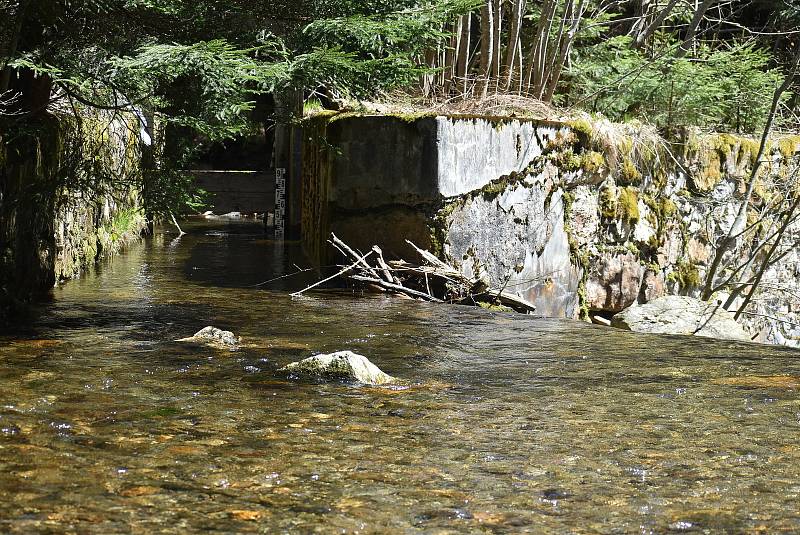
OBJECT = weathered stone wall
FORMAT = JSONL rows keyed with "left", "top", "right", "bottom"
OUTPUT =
{"left": 0, "top": 111, "right": 145, "bottom": 322}
{"left": 301, "top": 113, "right": 800, "bottom": 344}
{"left": 438, "top": 120, "right": 800, "bottom": 343}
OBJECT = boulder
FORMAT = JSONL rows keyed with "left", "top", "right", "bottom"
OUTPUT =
{"left": 279, "top": 351, "right": 396, "bottom": 385}
{"left": 585, "top": 252, "right": 644, "bottom": 313}
{"left": 177, "top": 326, "right": 240, "bottom": 349}
{"left": 611, "top": 296, "right": 750, "bottom": 342}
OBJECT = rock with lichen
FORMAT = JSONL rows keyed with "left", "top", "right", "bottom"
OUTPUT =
{"left": 279, "top": 351, "right": 396, "bottom": 385}
{"left": 176, "top": 326, "right": 240, "bottom": 350}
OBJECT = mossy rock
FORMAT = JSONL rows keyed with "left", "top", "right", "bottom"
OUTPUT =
{"left": 667, "top": 260, "right": 701, "bottom": 288}
{"left": 280, "top": 351, "right": 396, "bottom": 385}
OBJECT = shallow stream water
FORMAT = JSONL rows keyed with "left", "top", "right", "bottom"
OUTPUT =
{"left": 2, "top": 219, "right": 800, "bottom": 533}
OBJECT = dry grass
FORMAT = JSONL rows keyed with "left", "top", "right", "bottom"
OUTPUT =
{"left": 331, "top": 91, "right": 568, "bottom": 121}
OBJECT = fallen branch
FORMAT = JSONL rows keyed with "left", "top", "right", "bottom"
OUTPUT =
{"left": 301, "top": 233, "right": 536, "bottom": 314}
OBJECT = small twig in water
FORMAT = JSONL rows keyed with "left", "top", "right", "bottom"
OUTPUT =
{"left": 170, "top": 212, "right": 186, "bottom": 236}
{"left": 291, "top": 250, "right": 374, "bottom": 297}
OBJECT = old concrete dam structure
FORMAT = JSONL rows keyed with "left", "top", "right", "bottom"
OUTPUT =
{"left": 291, "top": 112, "right": 800, "bottom": 345}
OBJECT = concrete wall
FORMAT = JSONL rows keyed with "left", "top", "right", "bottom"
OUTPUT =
{"left": 436, "top": 117, "right": 557, "bottom": 196}
{"left": 301, "top": 113, "right": 800, "bottom": 344}
{"left": 192, "top": 171, "right": 274, "bottom": 215}
{"left": 303, "top": 114, "right": 566, "bottom": 262}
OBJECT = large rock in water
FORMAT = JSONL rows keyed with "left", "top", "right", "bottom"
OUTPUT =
{"left": 611, "top": 296, "right": 750, "bottom": 342}
{"left": 280, "top": 351, "right": 396, "bottom": 385}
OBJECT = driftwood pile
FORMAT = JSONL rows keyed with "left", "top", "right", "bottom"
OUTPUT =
{"left": 292, "top": 233, "right": 536, "bottom": 314}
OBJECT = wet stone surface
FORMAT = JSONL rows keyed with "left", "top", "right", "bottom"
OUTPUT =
{"left": 1, "top": 219, "right": 800, "bottom": 533}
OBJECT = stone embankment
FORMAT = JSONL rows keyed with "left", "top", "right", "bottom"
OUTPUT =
{"left": 1, "top": 110, "right": 146, "bottom": 322}
{"left": 301, "top": 112, "right": 800, "bottom": 345}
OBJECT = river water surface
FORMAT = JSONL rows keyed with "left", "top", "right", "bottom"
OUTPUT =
{"left": 2, "top": 219, "right": 800, "bottom": 533}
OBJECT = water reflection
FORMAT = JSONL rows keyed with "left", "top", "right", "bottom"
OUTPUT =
{"left": 1, "top": 218, "right": 799, "bottom": 533}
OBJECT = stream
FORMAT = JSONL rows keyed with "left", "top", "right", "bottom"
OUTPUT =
{"left": 1, "top": 219, "right": 800, "bottom": 533}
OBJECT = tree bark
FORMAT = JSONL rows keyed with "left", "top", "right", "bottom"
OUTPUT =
{"left": 675, "top": 0, "right": 717, "bottom": 58}
{"left": 1, "top": 0, "right": 29, "bottom": 94}
{"left": 632, "top": 0, "right": 681, "bottom": 49}
{"left": 543, "top": 0, "right": 586, "bottom": 102}
{"left": 456, "top": 13, "right": 472, "bottom": 94}
{"left": 524, "top": 0, "right": 557, "bottom": 95}
{"left": 490, "top": 0, "right": 503, "bottom": 93}
{"left": 503, "top": 0, "right": 525, "bottom": 91}
{"left": 478, "top": 0, "right": 494, "bottom": 97}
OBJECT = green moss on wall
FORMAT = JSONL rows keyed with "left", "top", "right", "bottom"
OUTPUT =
{"left": 618, "top": 157, "right": 642, "bottom": 186}
{"left": 777, "top": 135, "right": 800, "bottom": 160}
{"left": 667, "top": 260, "right": 701, "bottom": 288}
{"left": 598, "top": 181, "right": 618, "bottom": 219}
{"left": 617, "top": 187, "right": 640, "bottom": 223}
{"left": 581, "top": 151, "right": 606, "bottom": 174}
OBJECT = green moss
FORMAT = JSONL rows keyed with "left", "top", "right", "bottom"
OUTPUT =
{"left": 567, "top": 118, "right": 593, "bottom": 139}
{"left": 667, "top": 260, "right": 701, "bottom": 288}
{"left": 777, "top": 135, "right": 800, "bottom": 160}
{"left": 389, "top": 111, "right": 436, "bottom": 124}
{"left": 550, "top": 149, "right": 582, "bottom": 171}
{"left": 618, "top": 157, "right": 642, "bottom": 186}
{"left": 738, "top": 137, "right": 761, "bottom": 167}
{"left": 580, "top": 151, "right": 605, "bottom": 174}
{"left": 598, "top": 181, "right": 618, "bottom": 219}
{"left": 617, "top": 187, "right": 640, "bottom": 223}
{"left": 477, "top": 301, "right": 513, "bottom": 312}
{"left": 693, "top": 149, "right": 723, "bottom": 191}
{"left": 546, "top": 130, "right": 579, "bottom": 153}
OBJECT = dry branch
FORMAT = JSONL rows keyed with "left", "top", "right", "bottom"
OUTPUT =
{"left": 306, "top": 233, "right": 536, "bottom": 314}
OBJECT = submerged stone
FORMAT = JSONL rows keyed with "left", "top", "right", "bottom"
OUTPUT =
{"left": 279, "top": 351, "right": 396, "bottom": 385}
{"left": 611, "top": 296, "right": 750, "bottom": 342}
{"left": 176, "top": 326, "right": 240, "bottom": 349}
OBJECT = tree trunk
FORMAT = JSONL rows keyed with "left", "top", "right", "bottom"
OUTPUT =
{"left": 478, "top": 0, "right": 494, "bottom": 97}
{"left": 543, "top": 0, "right": 586, "bottom": 102}
{"left": 490, "top": 0, "right": 503, "bottom": 93}
{"left": 456, "top": 13, "right": 472, "bottom": 95}
{"left": 1, "top": 0, "right": 29, "bottom": 94}
{"left": 632, "top": 0, "right": 681, "bottom": 49}
{"left": 524, "top": 0, "right": 557, "bottom": 95}
{"left": 503, "top": 0, "right": 525, "bottom": 91}
{"left": 675, "top": 0, "right": 717, "bottom": 58}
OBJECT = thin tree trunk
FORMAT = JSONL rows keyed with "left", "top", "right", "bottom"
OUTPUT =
{"left": 456, "top": 12, "right": 472, "bottom": 94}
{"left": 503, "top": 0, "right": 525, "bottom": 91}
{"left": 445, "top": 19, "right": 460, "bottom": 89}
{"left": 490, "top": 0, "right": 503, "bottom": 93}
{"left": 543, "top": 0, "right": 586, "bottom": 102}
{"left": 537, "top": 0, "right": 570, "bottom": 99}
{"left": 675, "top": 0, "right": 717, "bottom": 58}
{"left": 0, "top": 0, "right": 29, "bottom": 94}
{"left": 632, "top": 0, "right": 681, "bottom": 49}
{"left": 478, "top": 0, "right": 495, "bottom": 97}
{"left": 701, "top": 49, "right": 800, "bottom": 300}
{"left": 525, "top": 0, "right": 557, "bottom": 94}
